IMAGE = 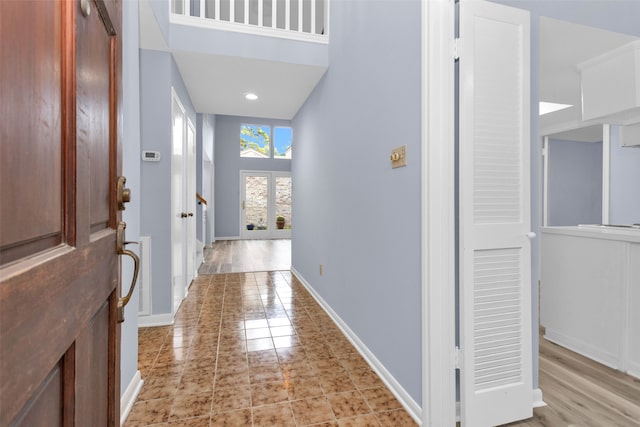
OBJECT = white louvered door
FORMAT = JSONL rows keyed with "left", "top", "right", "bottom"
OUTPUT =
{"left": 459, "top": 1, "right": 532, "bottom": 426}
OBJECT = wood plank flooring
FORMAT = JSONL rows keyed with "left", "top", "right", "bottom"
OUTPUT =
{"left": 196, "top": 240, "right": 640, "bottom": 426}
{"left": 505, "top": 338, "right": 640, "bottom": 426}
{"left": 198, "top": 239, "right": 291, "bottom": 274}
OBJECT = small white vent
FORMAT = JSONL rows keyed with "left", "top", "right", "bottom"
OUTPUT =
{"left": 473, "top": 248, "right": 522, "bottom": 391}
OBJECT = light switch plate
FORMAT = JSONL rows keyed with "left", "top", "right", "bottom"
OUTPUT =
{"left": 390, "top": 145, "right": 407, "bottom": 168}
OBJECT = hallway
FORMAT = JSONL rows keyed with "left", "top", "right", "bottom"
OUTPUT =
{"left": 125, "top": 241, "right": 417, "bottom": 426}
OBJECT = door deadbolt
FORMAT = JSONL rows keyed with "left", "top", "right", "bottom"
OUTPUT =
{"left": 117, "top": 176, "right": 131, "bottom": 211}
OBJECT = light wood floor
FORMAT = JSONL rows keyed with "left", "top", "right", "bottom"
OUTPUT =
{"left": 196, "top": 240, "right": 640, "bottom": 426}
{"left": 505, "top": 338, "right": 640, "bottom": 427}
{"left": 198, "top": 239, "right": 291, "bottom": 274}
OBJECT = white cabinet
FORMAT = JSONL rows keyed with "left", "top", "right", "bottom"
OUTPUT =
{"left": 578, "top": 40, "right": 640, "bottom": 125}
{"left": 540, "top": 226, "right": 640, "bottom": 378}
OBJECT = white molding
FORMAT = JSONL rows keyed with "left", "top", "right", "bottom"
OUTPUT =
{"left": 544, "top": 329, "right": 620, "bottom": 371}
{"left": 422, "top": 0, "right": 457, "bottom": 426}
{"left": 215, "top": 236, "right": 242, "bottom": 241}
{"left": 532, "top": 388, "right": 546, "bottom": 408}
{"left": 138, "top": 313, "right": 174, "bottom": 327}
{"left": 138, "top": 236, "right": 152, "bottom": 316}
{"left": 542, "top": 137, "right": 549, "bottom": 227}
{"left": 291, "top": 268, "right": 422, "bottom": 425}
{"left": 169, "top": 14, "right": 329, "bottom": 44}
{"left": 120, "top": 370, "right": 143, "bottom": 425}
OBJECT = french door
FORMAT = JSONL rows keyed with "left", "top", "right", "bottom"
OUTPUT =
{"left": 241, "top": 171, "right": 292, "bottom": 239}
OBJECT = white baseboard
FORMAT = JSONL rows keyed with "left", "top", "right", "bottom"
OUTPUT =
{"left": 214, "top": 236, "right": 241, "bottom": 240}
{"left": 291, "top": 268, "right": 423, "bottom": 425}
{"left": 120, "top": 370, "right": 143, "bottom": 426}
{"left": 532, "top": 388, "right": 546, "bottom": 408}
{"left": 544, "top": 329, "right": 620, "bottom": 371}
{"left": 138, "top": 313, "right": 174, "bottom": 327}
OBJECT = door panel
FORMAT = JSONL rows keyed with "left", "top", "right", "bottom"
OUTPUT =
{"left": 186, "top": 120, "right": 197, "bottom": 286}
{"left": 172, "top": 91, "right": 186, "bottom": 311}
{"left": 0, "top": 0, "right": 123, "bottom": 425}
{"left": 459, "top": 1, "right": 532, "bottom": 426}
{"left": 0, "top": 0, "right": 63, "bottom": 264}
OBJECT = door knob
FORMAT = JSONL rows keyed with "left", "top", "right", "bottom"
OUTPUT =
{"left": 188, "top": 212, "right": 194, "bottom": 217}
{"left": 181, "top": 212, "right": 188, "bottom": 218}
{"left": 526, "top": 232, "right": 536, "bottom": 240}
{"left": 117, "top": 176, "right": 131, "bottom": 211}
{"left": 116, "top": 222, "right": 140, "bottom": 323}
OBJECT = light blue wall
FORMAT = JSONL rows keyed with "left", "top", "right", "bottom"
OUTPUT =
{"left": 214, "top": 115, "right": 291, "bottom": 238}
{"left": 140, "top": 49, "right": 196, "bottom": 315}
{"left": 548, "top": 139, "right": 603, "bottom": 226}
{"left": 121, "top": 0, "right": 142, "bottom": 395}
{"left": 291, "top": 0, "right": 422, "bottom": 404}
{"left": 610, "top": 126, "right": 640, "bottom": 224}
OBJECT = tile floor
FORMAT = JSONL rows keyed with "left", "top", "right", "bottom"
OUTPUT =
{"left": 126, "top": 271, "right": 418, "bottom": 427}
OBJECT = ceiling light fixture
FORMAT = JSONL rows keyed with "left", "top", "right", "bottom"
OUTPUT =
{"left": 539, "top": 101, "right": 572, "bottom": 116}
{"left": 245, "top": 92, "right": 258, "bottom": 101}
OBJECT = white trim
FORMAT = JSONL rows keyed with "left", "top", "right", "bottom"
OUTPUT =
{"left": 120, "top": 370, "right": 143, "bottom": 426}
{"left": 215, "top": 235, "right": 242, "bottom": 241}
{"left": 169, "top": 14, "right": 328, "bottom": 44}
{"left": 138, "top": 236, "right": 152, "bottom": 316}
{"left": 291, "top": 268, "right": 423, "bottom": 425}
{"left": 542, "top": 137, "right": 549, "bottom": 227}
{"left": 422, "top": 0, "right": 457, "bottom": 426}
{"left": 602, "top": 124, "right": 611, "bottom": 224}
{"left": 532, "top": 388, "right": 546, "bottom": 408}
{"left": 544, "top": 329, "right": 621, "bottom": 371}
{"left": 138, "top": 313, "right": 174, "bottom": 327}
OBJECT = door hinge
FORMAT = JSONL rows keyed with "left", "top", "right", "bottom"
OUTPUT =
{"left": 453, "top": 38, "right": 460, "bottom": 60}
{"left": 541, "top": 144, "right": 549, "bottom": 157}
{"left": 454, "top": 346, "right": 461, "bottom": 369}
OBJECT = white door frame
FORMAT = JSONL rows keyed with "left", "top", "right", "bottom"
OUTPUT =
{"left": 171, "top": 88, "right": 187, "bottom": 314}
{"left": 421, "top": 0, "right": 457, "bottom": 425}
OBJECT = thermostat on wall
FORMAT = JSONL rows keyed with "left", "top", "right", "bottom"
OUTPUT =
{"left": 142, "top": 150, "right": 161, "bottom": 162}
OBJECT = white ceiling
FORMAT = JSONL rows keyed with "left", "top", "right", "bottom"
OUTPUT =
{"left": 138, "top": 0, "right": 326, "bottom": 120}
{"left": 539, "top": 17, "right": 638, "bottom": 140}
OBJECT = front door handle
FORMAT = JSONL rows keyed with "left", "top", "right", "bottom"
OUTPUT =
{"left": 116, "top": 221, "right": 140, "bottom": 323}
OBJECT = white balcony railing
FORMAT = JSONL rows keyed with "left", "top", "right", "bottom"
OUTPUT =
{"left": 171, "top": 0, "right": 328, "bottom": 43}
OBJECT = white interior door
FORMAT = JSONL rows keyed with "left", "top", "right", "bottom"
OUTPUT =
{"left": 171, "top": 90, "right": 186, "bottom": 313}
{"left": 186, "top": 119, "right": 197, "bottom": 287}
{"left": 458, "top": 1, "right": 533, "bottom": 426}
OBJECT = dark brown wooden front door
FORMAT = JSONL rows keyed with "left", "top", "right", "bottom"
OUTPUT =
{"left": 1, "top": 0, "right": 123, "bottom": 425}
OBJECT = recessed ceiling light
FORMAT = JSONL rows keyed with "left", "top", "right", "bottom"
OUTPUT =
{"left": 245, "top": 92, "right": 258, "bottom": 101}
{"left": 539, "top": 102, "right": 572, "bottom": 116}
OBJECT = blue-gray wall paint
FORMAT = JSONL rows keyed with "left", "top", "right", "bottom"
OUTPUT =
{"left": 548, "top": 140, "right": 603, "bottom": 226}
{"left": 214, "top": 115, "right": 291, "bottom": 238}
{"left": 140, "top": 49, "right": 196, "bottom": 315}
{"left": 610, "top": 126, "right": 640, "bottom": 224}
{"left": 121, "top": 0, "right": 141, "bottom": 395}
{"left": 291, "top": 0, "right": 422, "bottom": 404}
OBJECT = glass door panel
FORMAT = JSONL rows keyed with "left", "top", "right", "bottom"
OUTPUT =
{"left": 243, "top": 174, "right": 270, "bottom": 237}
{"left": 275, "top": 175, "right": 292, "bottom": 231}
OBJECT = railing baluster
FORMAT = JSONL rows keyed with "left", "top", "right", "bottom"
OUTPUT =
{"left": 310, "top": 0, "right": 315, "bottom": 34}
{"left": 258, "top": 0, "right": 263, "bottom": 27}
{"left": 244, "top": 0, "right": 249, "bottom": 23}
{"left": 185, "top": 0, "right": 191, "bottom": 16}
{"left": 230, "top": 0, "right": 235, "bottom": 22}
{"left": 215, "top": 0, "right": 220, "bottom": 20}
{"left": 298, "top": 0, "right": 302, "bottom": 32}
{"left": 285, "top": 0, "right": 290, "bottom": 30}
{"left": 200, "top": 0, "right": 205, "bottom": 18}
{"left": 272, "top": 0, "right": 277, "bottom": 28}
